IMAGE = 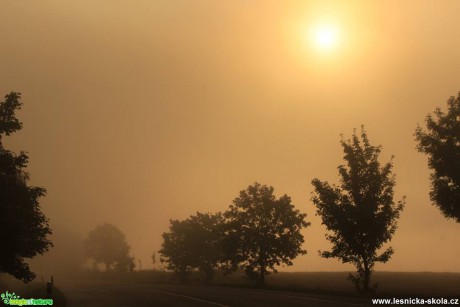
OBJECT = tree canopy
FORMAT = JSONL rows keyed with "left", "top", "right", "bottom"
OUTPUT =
{"left": 311, "top": 128, "right": 404, "bottom": 292}
{"left": 0, "top": 92, "right": 52, "bottom": 283}
{"left": 85, "top": 223, "right": 134, "bottom": 272}
{"left": 159, "top": 212, "right": 224, "bottom": 281}
{"left": 224, "top": 182, "right": 310, "bottom": 286}
{"left": 415, "top": 92, "right": 460, "bottom": 222}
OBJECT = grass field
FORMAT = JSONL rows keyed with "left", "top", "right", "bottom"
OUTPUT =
{"left": 2, "top": 269, "right": 458, "bottom": 306}
{"left": 76, "top": 270, "right": 460, "bottom": 298}
{"left": 265, "top": 272, "right": 460, "bottom": 297}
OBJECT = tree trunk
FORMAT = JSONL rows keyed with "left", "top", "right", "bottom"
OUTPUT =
{"left": 204, "top": 267, "right": 214, "bottom": 283}
{"left": 179, "top": 269, "right": 187, "bottom": 282}
{"left": 363, "top": 265, "right": 371, "bottom": 292}
{"left": 259, "top": 265, "right": 266, "bottom": 287}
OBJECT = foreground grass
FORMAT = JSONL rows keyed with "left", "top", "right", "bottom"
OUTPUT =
{"left": 266, "top": 272, "right": 460, "bottom": 297}
{"left": 0, "top": 274, "right": 67, "bottom": 307}
{"left": 77, "top": 270, "right": 460, "bottom": 298}
{"left": 3, "top": 270, "right": 457, "bottom": 306}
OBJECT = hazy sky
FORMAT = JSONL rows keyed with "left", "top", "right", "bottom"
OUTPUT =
{"left": 1, "top": 0, "right": 459, "bottom": 273}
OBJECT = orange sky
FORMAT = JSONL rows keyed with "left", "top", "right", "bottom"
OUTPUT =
{"left": 1, "top": 0, "right": 459, "bottom": 273}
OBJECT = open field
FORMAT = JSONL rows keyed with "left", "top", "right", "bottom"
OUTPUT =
{"left": 265, "top": 272, "right": 460, "bottom": 297}
{"left": 74, "top": 270, "right": 460, "bottom": 297}
{"left": 2, "top": 271, "right": 458, "bottom": 306}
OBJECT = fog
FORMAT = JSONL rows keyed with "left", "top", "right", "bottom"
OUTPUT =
{"left": 1, "top": 0, "right": 459, "bottom": 276}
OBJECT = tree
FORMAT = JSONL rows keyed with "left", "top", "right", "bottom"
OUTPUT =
{"left": 159, "top": 212, "right": 224, "bottom": 282}
{"left": 311, "top": 128, "right": 404, "bottom": 292}
{"left": 151, "top": 251, "right": 157, "bottom": 271}
{"left": 415, "top": 92, "right": 460, "bottom": 222}
{"left": 223, "top": 183, "right": 310, "bottom": 286}
{"left": 114, "top": 254, "right": 135, "bottom": 272}
{"left": 84, "top": 223, "right": 134, "bottom": 272}
{"left": 0, "top": 92, "right": 52, "bottom": 282}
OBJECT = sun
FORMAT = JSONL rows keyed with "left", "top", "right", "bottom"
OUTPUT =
{"left": 311, "top": 24, "right": 340, "bottom": 51}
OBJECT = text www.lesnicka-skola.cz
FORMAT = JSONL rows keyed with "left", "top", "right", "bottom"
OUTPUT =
{"left": 372, "top": 298, "right": 459, "bottom": 305}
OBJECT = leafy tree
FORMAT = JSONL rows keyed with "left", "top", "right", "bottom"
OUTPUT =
{"left": 151, "top": 251, "right": 157, "bottom": 271}
{"left": 114, "top": 254, "right": 135, "bottom": 272}
{"left": 0, "top": 92, "right": 52, "bottom": 282}
{"left": 85, "top": 223, "right": 134, "bottom": 272}
{"left": 415, "top": 93, "right": 460, "bottom": 222}
{"left": 311, "top": 128, "right": 404, "bottom": 292}
{"left": 159, "top": 212, "right": 224, "bottom": 282}
{"left": 224, "top": 183, "right": 310, "bottom": 286}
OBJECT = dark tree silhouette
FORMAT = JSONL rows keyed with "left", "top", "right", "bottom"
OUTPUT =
{"left": 415, "top": 93, "right": 460, "bottom": 222}
{"left": 114, "top": 254, "right": 136, "bottom": 272}
{"left": 159, "top": 212, "right": 224, "bottom": 282}
{"left": 151, "top": 251, "right": 157, "bottom": 271}
{"left": 0, "top": 92, "right": 52, "bottom": 282}
{"left": 224, "top": 183, "right": 310, "bottom": 286}
{"left": 311, "top": 128, "right": 404, "bottom": 292}
{"left": 85, "top": 223, "right": 134, "bottom": 272}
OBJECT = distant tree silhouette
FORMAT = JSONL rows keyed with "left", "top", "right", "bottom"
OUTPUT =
{"left": 159, "top": 212, "right": 224, "bottom": 282}
{"left": 85, "top": 223, "right": 134, "bottom": 272}
{"left": 151, "top": 251, "right": 157, "bottom": 271}
{"left": 311, "top": 128, "right": 404, "bottom": 292}
{"left": 415, "top": 93, "right": 460, "bottom": 222}
{"left": 0, "top": 92, "right": 52, "bottom": 282}
{"left": 223, "top": 183, "right": 310, "bottom": 286}
{"left": 114, "top": 254, "right": 136, "bottom": 272}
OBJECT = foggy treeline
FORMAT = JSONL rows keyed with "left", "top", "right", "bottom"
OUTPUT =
{"left": 1, "top": 91, "right": 459, "bottom": 294}
{"left": 2, "top": 3, "right": 460, "bottom": 305}
{"left": 78, "top": 93, "right": 458, "bottom": 293}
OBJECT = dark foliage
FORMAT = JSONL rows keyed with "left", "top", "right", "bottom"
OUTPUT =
{"left": 0, "top": 92, "right": 52, "bottom": 282}
{"left": 311, "top": 128, "right": 404, "bottom": 292}
{"left": 85, "top": 223, "right": 134, "bottom": 272}
{"left": 224, "top": 182, "right": 310, "bottom": 286}
{"left": 415, "top": 93, "right": 460, "bottom": 222}
{"left": 159, "top": 212, "right": 224, "bottom": 282}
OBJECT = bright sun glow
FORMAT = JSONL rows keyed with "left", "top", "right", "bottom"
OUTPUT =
{"left": 311, "top": 24, "right": 340, "bottom": 51}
